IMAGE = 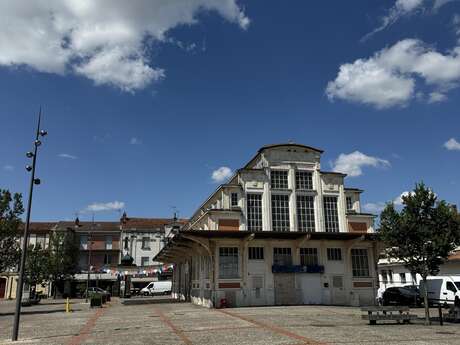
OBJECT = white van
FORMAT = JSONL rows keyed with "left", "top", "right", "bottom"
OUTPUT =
{"left": 140, "top": 281, "right": 172, "bottom": 296}
{"left": 420, "top": 276, "right": 460, "bottom": 305}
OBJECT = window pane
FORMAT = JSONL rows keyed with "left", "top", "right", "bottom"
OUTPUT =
{"left": 273, "top": 247, "right": 292, "bottom": 266}
{"left": 248, "top": 247, "right": 264, "bottom": 260}
{"left": 271, "top": 170, "right": 288, "bottom": 189}
{"left": 105, "top": 235, "right": 112, "bottom": 250}
{"left": 272, "top": 194, "right": 290, "bottom": 232}
{"left": 323, "top": 196, "right": 339, "bottom": 232}
{"left": 300, "top": 248, "right": 318, "bottom": 266}
{"left": 297, "top": 195, "right": 315, "bottom": 232}
{"left": 295, "top": 171, "right": 313, "bottom": 190}
{"left": 327, "top": 248, "right": 342, "bottom": 261}
{"left": 219, "top": 247, "right": 239, "bottom": 278}
{"left": 231, "top": 193, "right": 238, "bottom": 207}
{"left": 351, "top": 248, "right": 369, "bottom": 277}
{"left": 247, "top": 194, "right": 262, "bottom": 231}
{"left": 346, "top": 197, "right": 353, "bottom": 211}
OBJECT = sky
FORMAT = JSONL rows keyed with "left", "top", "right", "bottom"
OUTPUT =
{"left": 1, "top": 0, "right": 460, "bottom": 222}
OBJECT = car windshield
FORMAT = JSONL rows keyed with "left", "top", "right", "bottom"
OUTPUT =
{"left": 455, "top": 282, "right": 460, "bottom": 290}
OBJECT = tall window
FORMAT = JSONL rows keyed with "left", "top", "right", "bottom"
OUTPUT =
{"left": 273, "top": 247, "right": 292, "bottom": 266}
{"left": 300, "top": 248, "right": 318, "bottom": 266}
{"left": 296, "top": 171, "right": 313, "bottom": 190}
{"left": 105, "top": 235, "right": 112, "bottom": 250}
{"left": 231, "top": 192, "right": 238, "bottom": 207}
{"left": 219, "top": 247, "right": 239, "bottom": 278}
{"left": 346, "top": 196, "right": 353, "bottom": 211}
{"left": 297, "top": 195, "right": 315, "bottom": 232}
{"left": 104, "top": 254, "right": 112, "bottom": 265}
{"left": 141, "top": 237, "right": 150, "bottom": 250}
{"left": 141, "top": 257, "right": 150, "bottom": 266}
{"left": 272, "top": 194, "right": 290, "bottom": 231}
{"left": 80, "top": 235, "right": 88, "bottom": 250}
{"left": 388, "top": 270, "right": 394, "bottom": 283}
{"left": 247, "top": 194, "right": 262, "bottom": 231}
{"left": 271, "top": 170, "right": 288, "bottom": 189}
{"left": 323, "top": 196, "right": 339, "bottom": 232}
{"left": 351, "top": 248, "right": 369, "bottom": 277}
{"left": 248, "top": 247, "right": 264, "bottom": 260}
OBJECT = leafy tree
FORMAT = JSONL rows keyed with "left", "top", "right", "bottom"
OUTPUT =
{"left": 48, "top": 230, "right": 79, "bottom": 297}
{"left": 379, "top": 183, "right": 460, "bottom": 325}
{"left": 0, "top": 189, "right": 24, "bottom": 272}
{"left": 24, "top": 244, "right": 50, "bottom": 298}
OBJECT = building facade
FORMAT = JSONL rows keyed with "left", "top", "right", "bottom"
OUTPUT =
{"left": 155, "top": 143, "right": 378, "bottom": 308}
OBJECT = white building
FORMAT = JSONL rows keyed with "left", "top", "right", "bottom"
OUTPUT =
{"left": 377, "top": 249, "right": 460, "bottom": 294}
{"left": 155, "top": 143, "right": 378, "bottom": 307}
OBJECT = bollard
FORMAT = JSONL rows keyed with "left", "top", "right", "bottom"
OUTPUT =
{"left": 65, "top": 297, "right": 71, "bottom": 313}
{"left": 438, "top": 304, "right": 443, "bottom": 326}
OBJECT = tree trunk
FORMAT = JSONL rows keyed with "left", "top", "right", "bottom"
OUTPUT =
{"left": 423, "top": 276, "right": 430, "bottom": 325}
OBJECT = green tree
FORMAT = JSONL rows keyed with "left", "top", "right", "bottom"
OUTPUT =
{"left": 379, "top": 183, "right": 460, "bottom": 325}
{"left": 48, "top": 230, "right": 79, "bottom": 297}
{"left": 24, "top": 244, "right": 50, "bottom": 298}
{"left": 0, "top": 189, "right": 24, "bottom": 272}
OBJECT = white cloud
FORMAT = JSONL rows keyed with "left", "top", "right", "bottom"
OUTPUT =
{"left": 363, "top": 202, "right": 386, "bottom": 214}
{"left": 211, "top": 166, "right": 233, "bottom": 183}
{"left": 84, "top": 201, "right": 125, "bottom": 212}
{"left": 327, "top": 39, "right": 460, "bottom": 108}
{"left": 0, "top": 1, "right": 249, "bottom": 92}
{"left": 444, "top": 138, "right": 460, "bottom": 150}
{"left": 332, "top": 151, "right": 390, "bottom": 177}
{"left": 3, "top": 165, "right": 14, "bottom": 172}
{"left": 434, "top": 0, "right": 458, "bottom": 10}
{"left": 130, "top": 137, "right": 141, "bottom": 145}
{"left": 428, "top": 91, "right": 448, "bottom": 103}
{"left": 362, "top": 0, "right": 424, "bottom": 41}
{"left": 393, "top": 191, "right": 412, "bottom": 205}
{"left": 58, "top": 153, "right": 77, "bottom": 159}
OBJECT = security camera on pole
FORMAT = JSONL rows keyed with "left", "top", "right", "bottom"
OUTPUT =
{"left": 12, "top": 108, "right": 48, "bottom": 341}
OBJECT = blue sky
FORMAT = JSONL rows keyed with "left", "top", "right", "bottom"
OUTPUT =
{"left": 1, "top": 0, "right": 460, "bottom": 221}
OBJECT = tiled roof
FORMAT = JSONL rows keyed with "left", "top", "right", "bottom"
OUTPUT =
{"left": 56, "top": 221, "right": 120, "bottom": 232}
{"left": 121, "top": 217, "right": 188, "bottom": 230}
{"left": 19, "top": 222, "right": 57, "bottom": 233}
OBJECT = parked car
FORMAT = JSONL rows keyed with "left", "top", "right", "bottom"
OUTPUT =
{"left": 382, "top": 286, "right": 422, "bottom": 306}
{"left": 419, "top": 276, "right": 460, "bottom": 306}
{"left": 85, "top": 287, "right": 111, "bottom": 298}
{"left": 140, "top": 281, "right": 172, "bottom": 296}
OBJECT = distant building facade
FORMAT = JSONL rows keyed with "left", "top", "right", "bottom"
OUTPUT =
{"left": 155, "top": 143, "right": 378, "bottom": 308}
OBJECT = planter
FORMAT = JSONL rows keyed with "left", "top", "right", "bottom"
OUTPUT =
{"left": 90, "top": 294, "right": 102, "bottom": 308}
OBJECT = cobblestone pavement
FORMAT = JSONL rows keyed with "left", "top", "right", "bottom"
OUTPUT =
{"left": 1, "top": 298, "right": 459, "bottom": 345}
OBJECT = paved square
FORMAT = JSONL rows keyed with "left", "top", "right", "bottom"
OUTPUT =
{"left": 1, "top": 299, "right": 459, "bottom": 344}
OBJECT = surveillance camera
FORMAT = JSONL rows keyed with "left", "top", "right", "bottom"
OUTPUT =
{"left": 26, "top": 165, "right": 32, "bottom": 172}
{"left": 26, "top": 152, "right": 34, "bottom": 158}
{"left": 40, "top": 130, "right": 48, "bottom": 136}
{"left": 34, "top": 140, "right": 42, "bottom": 147}
{"left": 33, "top": 178, "right": 41, "bottom": 185}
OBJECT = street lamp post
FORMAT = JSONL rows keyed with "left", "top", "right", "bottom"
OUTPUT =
{"left": 12, "top": 109, "right": 48, "bottom": 341}
{"left": 85, "top": 232, "right": 92, "bottom": 302}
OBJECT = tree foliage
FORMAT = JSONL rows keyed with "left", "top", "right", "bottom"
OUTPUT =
{"left": 379, "top": 183, "right": 460, "bottom": 324}
{"left": 379, "top": 183, "right": 460, "bottom": 278}
{"left": 0, "top": 189, "right": 24, "bottom": 272}
{"left": 24, "top": 244, "right": 50, "bottom": 290}
{"left": 48, "top": 230, "right": 79, "bottom": 283}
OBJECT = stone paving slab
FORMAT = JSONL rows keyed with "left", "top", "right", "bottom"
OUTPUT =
{"left": 1, "top": 298, "right": 460, "bottom": 345}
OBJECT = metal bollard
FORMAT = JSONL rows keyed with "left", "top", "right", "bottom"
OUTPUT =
{"left": 438, "top": 304, "right": 443, "bottom": 326}
{"left": 65, "top": 297, "right": 71, "bottom": 313}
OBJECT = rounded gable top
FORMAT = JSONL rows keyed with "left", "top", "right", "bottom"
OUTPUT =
{"left": 258, "top": 143, "right": 324, "bottom": 154}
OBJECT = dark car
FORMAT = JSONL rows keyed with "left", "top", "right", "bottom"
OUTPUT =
{"left": 382, "top": 286, "right": 422, "bottom": 306}
{"left": 85, "top": 287, "right": 111, "bottom": 298}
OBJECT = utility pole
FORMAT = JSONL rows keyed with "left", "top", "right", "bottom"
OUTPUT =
{"left": 12, "top": 109, "right": 48, "bottom": 341}
{"left": 85, "top": 215, "right": 94, "bottom": 301}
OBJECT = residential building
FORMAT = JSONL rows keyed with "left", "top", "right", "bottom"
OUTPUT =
{"left": 155, "top": 143, "right": 378, "bottom": 308}
{"left": 1, "top": 222, "right": 55, "bottom": 299}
